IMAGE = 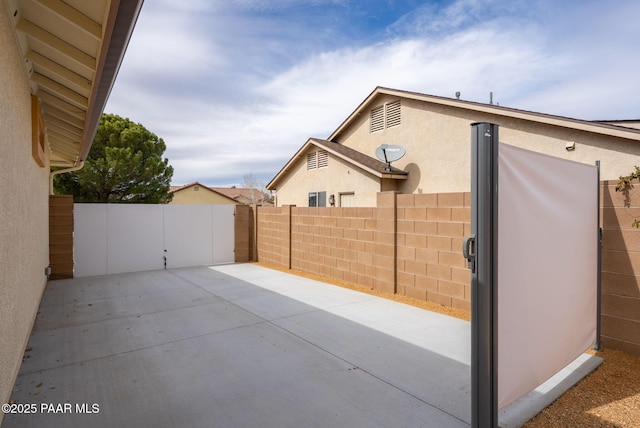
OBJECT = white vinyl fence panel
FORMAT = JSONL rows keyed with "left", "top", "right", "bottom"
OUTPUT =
{"left": 74, "top": 204, "right": 235, "bottom": 277}
{"left": 108, "top": 204, "right": 165, "bottom": 274}
{"left": 73, "top": 204, "right": 108, "bottom": 277}
{"left": 162, "top": 204, "right": 235, "bottom": 269}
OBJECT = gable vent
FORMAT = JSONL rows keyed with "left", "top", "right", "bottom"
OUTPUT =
{"left": 307, "top": 151, "right": 317, "bottom": 169}
{"left": 307, "top": 150, "right": 328, "bottom": 169}
{"left": 370, "top": 100, "right": 401, "bottom": 133}
{"left": 386, "top": 100, "right": 401, "bottom": 128}
{"left": 317, "top": 150, "right": 328, "bottom": 168}
{"left": 370, "top": 105, "right": 385, "bottom": 132}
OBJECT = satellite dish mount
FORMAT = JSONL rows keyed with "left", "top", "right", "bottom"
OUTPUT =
{"left": 375, "top": 144, "right": 406, "bottom": 172}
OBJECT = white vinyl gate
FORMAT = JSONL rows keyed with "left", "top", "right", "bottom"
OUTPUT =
{"left": 73, "top": 204, "right": 235, "bottom": 277}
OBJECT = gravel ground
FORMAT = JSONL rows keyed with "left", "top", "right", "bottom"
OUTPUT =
{"left": 257, "top": 263, "right": 640, "bottom": 427}
{"left": 524, "top": 348, "right": 640, "bottom": 428}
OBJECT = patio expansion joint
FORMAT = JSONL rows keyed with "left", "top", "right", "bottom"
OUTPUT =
{"left": 18, "top": 318, "right": 272, "bottom": 377}
{"left": 32, "top": 297, "right": 237, "bottom": 334}
{"left": 165, "top": 269, "right": 468, "bottom": 423}
{"left": 266, "top": 319, "right": 469, "bottom": 426}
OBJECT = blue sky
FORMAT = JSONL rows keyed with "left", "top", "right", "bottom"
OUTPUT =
{"left": 105, "top": 0, "right": 640, "bottom": 187}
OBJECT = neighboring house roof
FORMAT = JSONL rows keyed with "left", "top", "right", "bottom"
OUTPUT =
{"left": 328, "top": 87, "right": 640, "bottom": 143}
{"left": 209, "top": 187, "right": 272, "bottom": 205}
{"left": 169, "top": 182, "right": 238, "bottom": 204}
{"left": 267, "top": 138, "right": 407, "bottom": 190}
{"left": 595, "top": 120, "right": 640, "bottom": 131}
{"left": 8, "top": 0, "right": 144, "bottom": 167}
{"left": 170, "top": 182, "right": 272, "bottom": 205}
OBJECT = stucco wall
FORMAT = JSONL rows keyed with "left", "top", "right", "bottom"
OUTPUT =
{"left": 274, "top": 145, "right": 388, "bottom": 207}
{"left": 170, "top": 186, "right": 238, "bottom": 204}
{"left": 337, "top": 95, "right": 640, "bottom": 194}
{"left": 0, "top": 6, "right": 50, "bottom": 412}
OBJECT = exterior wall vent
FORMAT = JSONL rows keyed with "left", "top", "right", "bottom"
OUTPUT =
{"left": 370, "top": 100, "right": 401, "bottom": 133}
{"left": 307, "top": 150, "right": 328, "bottom": 169}
{"left": 317, "top": 150, "right": 328, "bottom": 168}
{"left": 370, "top": 105, "right": 385, "bottom": 132}
{"left": 386, "top": 100, "right": 401, "bottom": 128}
{"left": 307, "top": 151, "right": 317, "bottom": 169}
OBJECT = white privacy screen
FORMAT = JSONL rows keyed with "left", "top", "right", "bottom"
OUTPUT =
{"left": 497, "top": 143, "right": 598, "bottom": 410}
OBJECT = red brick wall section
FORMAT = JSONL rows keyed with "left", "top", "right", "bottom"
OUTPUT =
{"left": 601, "top": 180, "right": 640, "bottom": 356}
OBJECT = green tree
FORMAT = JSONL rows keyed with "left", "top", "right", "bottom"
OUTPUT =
{"left": 54, "top": 114, "right": 174, "bottom": 203}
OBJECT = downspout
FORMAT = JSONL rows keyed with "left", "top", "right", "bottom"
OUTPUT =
{"left": 49, "top": 159, "right": 84, "bottom": 195}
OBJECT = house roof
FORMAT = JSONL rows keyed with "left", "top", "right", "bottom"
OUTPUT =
{"left": 266, "top": 138, "right": 407, "bottom": 190}
{"left": 329, "top": 87, "right": 640, "bottom": 143}
{"left": 595, "top": 120, "right": 640, "bottom": 130}
{"left": 209, "top": 187, "right": 269, "bottom": 203}
{"left": 8, "top": 0, "right": 144, "bottom": 167}
{"left": 169, "top": 182, "right": 238, "bottom": 204}
{"left": 169, "top": 182, "right": 271, "bottom": 204}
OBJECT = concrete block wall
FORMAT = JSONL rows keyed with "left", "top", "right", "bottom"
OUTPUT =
{"left": 601, "top": 180, "right": 640, "bottom": 355}
{"left": 395, "top": 192, "right": 471, "bottom": 311}
{"left": 290, "top": 206, "right": 381, "bottom": 291}
{"left": 253, "top": 187, "right": 640, "bottom": 356}
{"left": 255, "top": 191, "right": 472, "bottom": 308}
{"left": 255, "top": 206, "right": 292, "bottom": 268}
{"left": 233, "top": 205, "right": 253, "bottom": 263}
{"left": 49, "top": 195, "right": 74, "bottom": 279}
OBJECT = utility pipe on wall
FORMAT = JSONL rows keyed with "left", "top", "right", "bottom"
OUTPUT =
{"left": 49, "top": 160, "right": 84, "bottom": 195}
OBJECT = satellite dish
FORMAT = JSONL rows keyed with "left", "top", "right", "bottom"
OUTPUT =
{"left": 375, "top": 144, "right": 406, "bottom": 172}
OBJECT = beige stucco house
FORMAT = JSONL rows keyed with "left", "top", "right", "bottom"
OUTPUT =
{"left": 267, "top": 87, "right": 640, "bottom": 207}
{"left": 0, "top": 0, "right": 142, "bottom": 417}
{"left": 169, "top": 182, "right": 273, "bottom": 205}
{"left": 169, "top": 182, "right": 240, "bottom": 205}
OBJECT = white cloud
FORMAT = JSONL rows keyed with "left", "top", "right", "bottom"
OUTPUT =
{"left": 107, "top": 0, "right": 640, "bottom": 186}
{"left": 119, "top": 2, "right": 224, "bottom": 79}
{"left": 256, "top": 26, "right": 553, "bottom": 132}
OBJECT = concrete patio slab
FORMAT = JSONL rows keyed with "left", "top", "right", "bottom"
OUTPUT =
{"left": 3, "top": 263, "right": 601, "bottom": 428}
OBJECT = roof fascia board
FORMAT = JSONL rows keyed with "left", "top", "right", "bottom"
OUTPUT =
{"left": 78, "top": 0, "right": 144, "bottom": 163}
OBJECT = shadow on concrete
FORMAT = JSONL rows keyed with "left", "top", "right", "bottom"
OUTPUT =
{"left": 6, "top": 265, "right": 470, "bottom": 428}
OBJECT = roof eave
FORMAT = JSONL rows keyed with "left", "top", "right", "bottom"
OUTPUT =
{"left": 380, "top": 173, "right": 408, "bottom": 180}
{"left": 267, "top": 138, "right": 408, "bottom": 190}
{"left": 315, "top": 141, "right": 407, "bottom": 179}
{"left": 266, "top": 139, "right": 315, "bottom": 190}
{"left": 77, "top": 0, "right": 144, "bottom": 164}
{"left": 328, "top": 87, "right": 640, "bottom": 143}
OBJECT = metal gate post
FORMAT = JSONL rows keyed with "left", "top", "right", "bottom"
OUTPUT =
{"left": 595, "top": 160, "right": 602, "bottom": 351}
{"left": 468, "top": 122, "right": 499, "bottom": 428}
